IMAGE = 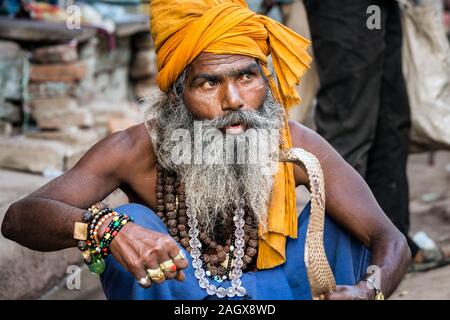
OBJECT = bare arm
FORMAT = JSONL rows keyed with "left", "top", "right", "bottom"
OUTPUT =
{"left": 289, "top": 121, "right": 411, "bottom": 299}
{"left": 1, "top": 130, "right": 132, "bottom": 251}
{"left": 1, "top": 124, "right": 188, "bottom": 286}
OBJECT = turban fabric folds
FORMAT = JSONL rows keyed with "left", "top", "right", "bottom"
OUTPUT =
{"left": 150, "top": 0, "right": 312, "bottom": 269}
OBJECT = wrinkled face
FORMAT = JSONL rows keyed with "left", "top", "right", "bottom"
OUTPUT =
{"left": 182, "top": 53, "right": 267, "bottom": 134}
{"left": 148, "top": 52, "right": 284, "bottom": 235}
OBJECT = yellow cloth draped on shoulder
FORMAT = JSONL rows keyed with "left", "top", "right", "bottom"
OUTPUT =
{"left": 150, "top": 0, "right": 312, "bottom": 269}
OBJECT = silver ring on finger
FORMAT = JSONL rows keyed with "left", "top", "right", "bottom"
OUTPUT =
{"left": 138, "top": 275, "right": 150, "bottom": 286}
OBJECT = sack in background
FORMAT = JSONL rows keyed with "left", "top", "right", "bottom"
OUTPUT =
{"left": 400, "top": 0, "right": 450, "bottom": 151}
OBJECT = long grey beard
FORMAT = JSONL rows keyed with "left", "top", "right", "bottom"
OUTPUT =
{"left": 145, "top": 90, "right": 285, "bottom": 235}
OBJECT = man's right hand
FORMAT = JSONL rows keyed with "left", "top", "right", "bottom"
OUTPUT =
{"left": 100, "top": 219, "right": 189, "bottom": 288}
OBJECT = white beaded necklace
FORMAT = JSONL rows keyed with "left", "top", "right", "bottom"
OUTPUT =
{"left": 187, "top": 197, "right": 247, "bottom": 298}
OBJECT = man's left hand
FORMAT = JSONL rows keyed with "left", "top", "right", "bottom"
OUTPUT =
{"left": 320, "top": 282, "right": 374, "bottom": 300}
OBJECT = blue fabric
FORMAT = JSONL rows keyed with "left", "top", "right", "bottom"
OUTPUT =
{"left": 100, "top": 202, "right": 371, "bottom": 300}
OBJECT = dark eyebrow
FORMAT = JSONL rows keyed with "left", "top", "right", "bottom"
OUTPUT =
{"left": 191, "top": 73, "right": 220, "bottom": 84}
{"left": 228, "top": 63, "right": 260, "bottom": 78}
{"left": 190, "top": 63, "right": 260, "bottom": 84}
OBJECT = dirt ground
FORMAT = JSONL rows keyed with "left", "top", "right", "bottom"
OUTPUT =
{"left": 1, "top": 151, "right": 450, "bottom": 300}
{"left": 391, "top": 151, "right": 450, "bottom": 299}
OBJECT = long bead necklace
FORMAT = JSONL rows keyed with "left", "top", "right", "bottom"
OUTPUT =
{"left": 155, "top": 164, "right": 258, "bottom": 281}
{"left": 187, "top": 196, "right": 248, "bottom": 298}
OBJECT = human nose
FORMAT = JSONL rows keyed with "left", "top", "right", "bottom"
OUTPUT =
{"left": 222, "top": 82, "right": 244, "bottom": 112}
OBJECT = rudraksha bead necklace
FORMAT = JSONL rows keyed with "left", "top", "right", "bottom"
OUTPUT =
{"left": 155, "top": 164, "right": 259, "bottom": 281}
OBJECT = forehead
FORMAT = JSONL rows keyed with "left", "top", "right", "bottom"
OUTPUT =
{"left": 186, "top": 53, "right": 258, "bottom": 76}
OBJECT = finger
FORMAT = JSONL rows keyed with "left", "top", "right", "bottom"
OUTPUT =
{"left": 319, "top": 285, "right": 349, "bottom": 300}
{"left": 175, "top": 270, "right": 186, "bottom": 282}
{"left": 159, "top": 256, "right": 178, "bottom": 280}
{"left": 326, "top": 293, "right": 348, "bottom": 300}
{"left": 169, "top": 247, "right": 189, "bottom": 270}
{"left": 128, "top": 261, "right": 153, "bottom": 288}
{"left": 319, "top": 290, "right": 339, "bottom": 300}
{"left": 136, "top": 275, "right": 152, "bottom": 288}
{"left": 146, "top": 262, "right": 166, "bottom": 284}
{"left": 158, "top": 239, "right": 181, "bottom": 279}
{"left": 323, "top": 291, "right": 351, "bottom": 300}
{"left": 107, "top": 227, "right": 152, "bottom": 288}
{"left": 142, "top": 248, "right": 164, "bottom": 280}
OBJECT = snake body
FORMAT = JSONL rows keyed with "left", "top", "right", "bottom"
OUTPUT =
{"left": 279, "top": 148, "right": 336, "bottom": 299}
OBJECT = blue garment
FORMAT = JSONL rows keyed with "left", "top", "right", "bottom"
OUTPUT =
{"left": 100, "top": 202, "right": 371, "bottom": 300}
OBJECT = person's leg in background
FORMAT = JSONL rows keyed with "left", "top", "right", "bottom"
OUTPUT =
{"left": 303, "top": 0, "right": 385, "bottom": 177}
{"left": 285, "top": 0, "right": 319, "bottom": 128}
{"left": 364, "top": 0, "right": 419, "bottom": 259}
{"left": 303, "top": 0, "right": 419, "bottom": 256}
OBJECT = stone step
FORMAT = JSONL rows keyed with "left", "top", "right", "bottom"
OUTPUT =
{"left": 0, "top": 135, "right": 92, "bottom": 174}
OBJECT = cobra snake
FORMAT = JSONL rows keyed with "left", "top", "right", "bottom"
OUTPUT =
{"left": 279, "top": 148, "right": 336, "bottom": 299}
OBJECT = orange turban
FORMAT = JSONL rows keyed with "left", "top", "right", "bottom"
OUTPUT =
{"left": 150, "top": 0, "right": 312, "bottom": 269}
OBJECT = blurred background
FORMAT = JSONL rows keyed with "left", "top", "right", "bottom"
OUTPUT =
{"left": 0, "top": 0, "right": 449, "bottom": 300}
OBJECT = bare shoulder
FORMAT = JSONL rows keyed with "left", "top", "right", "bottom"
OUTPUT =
{"left": 73, "top": 122, "right": 156, "bottom": 181}
{"left": 288, "top": 119, "right": 343, "bottom": 162}
{"left": 110, "top": 122, "right": 155, "bottom": 159}
{"left": 288, "top": 119, "right": 321, "bottom": 150}
{"left": 287, "top": 119, "right": 342, "bottom": 186}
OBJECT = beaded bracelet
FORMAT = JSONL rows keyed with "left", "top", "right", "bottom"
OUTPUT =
{"left": 79, "top": 238, "right": 105, "bottom": 274}
{"left": 88, "top": 208, "right": 114, "bottom": 239}
{"left": 79, "top": 224, "right": 105, "bottom": 274}
{"left": 74, "top": 204, "right": 108, "bottom": 241}
{"left": 82, "top": 210, "right": 119, "bottom": 261}
{"left": 99, "top": 214, "right": 134, "bottom": 258}
{"left": 77, "top": 207, "right": 113, "bottom": 253}
{"left": 93, "top": 211, "right": 119, "bottom": 245}
{"left": 76, "top": 205, "right": 133, "bottom": 275}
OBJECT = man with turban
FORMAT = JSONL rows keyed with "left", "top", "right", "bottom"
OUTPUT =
{"left": 2, "top": 0, "right": 410, "bottom": 300}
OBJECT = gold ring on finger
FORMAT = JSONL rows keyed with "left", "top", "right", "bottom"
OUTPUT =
{"left": 146, "top": 268, "right": 165, "bottom": 282}
{"left": 159, "top": 259, "right": 177, "bottom": 273}
{"left": 172, "top": 250, "right": 186, "bottom": 261}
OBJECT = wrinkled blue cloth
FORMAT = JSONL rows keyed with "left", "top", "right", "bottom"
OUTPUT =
{"left": 100, "top": 202, "right": 371, "bottom": 300}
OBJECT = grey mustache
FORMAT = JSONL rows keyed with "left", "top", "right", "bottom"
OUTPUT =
{"left": 207, "top": 109, "right": 277, "bottom": 130}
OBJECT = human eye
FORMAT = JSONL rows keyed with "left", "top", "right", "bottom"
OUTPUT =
{"left": 240, "top": 72, "right": 254, "bottom": 81}
{"left": 201, "top": 79, "right": 217, "bottom": 89}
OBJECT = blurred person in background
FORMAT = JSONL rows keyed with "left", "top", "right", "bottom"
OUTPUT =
{"left": 302, "top": 0, "right": 435, "bottom": 267}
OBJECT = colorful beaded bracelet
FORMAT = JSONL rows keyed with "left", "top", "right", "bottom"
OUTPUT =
{"left": 99, "top": 214, "right": 134, "bottom": 258}
{"left": 88, "top": 208, "right": 114, "bottom": 239}
{"left": 77, "top": 207, "right": 113, "bottom": 254}
{"left": 77, "top": 205, "right": 133, "bottom": 275}
{"left": 93, "top": 211, "right": 119, "bottom": 244}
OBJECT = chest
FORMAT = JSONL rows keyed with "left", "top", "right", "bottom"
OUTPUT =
{"left": 120, "top": 166, "right": 158, "bottom": 210}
